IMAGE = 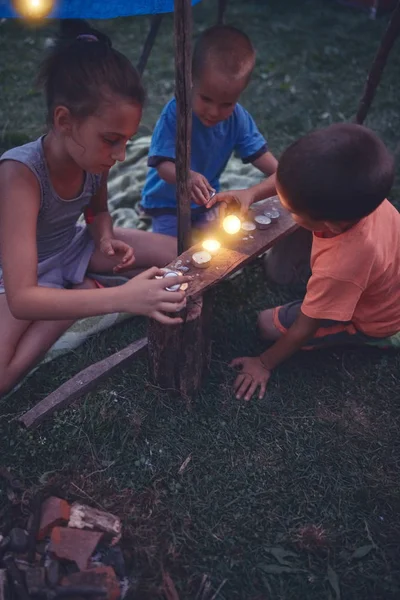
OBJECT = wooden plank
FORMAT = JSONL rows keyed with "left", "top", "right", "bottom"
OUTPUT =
{"left": 356, "top": 0, "right": 400, "bottom": 124}
{"left": 18, "top": 337, "right": 147, "bottom": 429}
{"left": 174, "top": 0, "right": 193, "bottom": 254}
{"left": 169, "top": 197, "right": 298, "bottom": 299}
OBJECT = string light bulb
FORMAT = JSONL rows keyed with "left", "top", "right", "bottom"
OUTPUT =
{"left": 222, "top": 214, "right": 241, "bottom": 235}
{"left": 12, "top": 0, "right": 55, "bottom": 20}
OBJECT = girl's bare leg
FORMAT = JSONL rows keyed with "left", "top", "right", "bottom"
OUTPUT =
{"left": 0, "top": 279, "right": 96, "bottom": 397}
{"left": 88, "top": 228, "right": 177, "bottom": 274}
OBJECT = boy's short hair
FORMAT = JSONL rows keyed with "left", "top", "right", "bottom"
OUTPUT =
{"left": 192, "top": 25, "right": 255, "bottom": 82}
{"left": 276, "top": 123, "right": 395, "bottom": 222}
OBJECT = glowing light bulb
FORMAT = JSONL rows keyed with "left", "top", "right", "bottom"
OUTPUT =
{"left": 202, "top": 239, "right": 221, "bottom": 255}
{"left": 13, "top": 0, "right": 55, "bottom": 19}
{"left": 222, "top": 215, "right": 241, "bottom": 235}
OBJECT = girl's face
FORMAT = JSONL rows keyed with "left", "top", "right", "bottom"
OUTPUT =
{"left": 58, "top": 96, "right": 142, "bottom": 174}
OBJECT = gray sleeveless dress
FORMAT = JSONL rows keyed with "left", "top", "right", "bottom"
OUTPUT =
{"left": 0, "top": 137, "right": 101, "bottom": 293}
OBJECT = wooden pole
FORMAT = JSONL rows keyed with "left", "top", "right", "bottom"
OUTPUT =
{"left": 174, "top": 0, "right": 193, "bottom": 254}
{"left": 137, "top": 14, "right": 164, "bottom": 76}
{"left": 217, "top": 0, "right": 228, "bottom": 24}
{"left": 355, "top": 0, "right": 400, "bottom": 124}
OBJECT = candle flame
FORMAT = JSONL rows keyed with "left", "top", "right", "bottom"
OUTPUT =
{"left": 222, "top": 215, "right": 241, "bottom": 235}
{"left": 13, "top": 0, "right": 55, "bottom": 19}
{"left": 202, "top": 239, "right": 221, "bottom": 254}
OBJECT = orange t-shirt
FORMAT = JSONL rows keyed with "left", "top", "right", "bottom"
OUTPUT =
{"left": 301, "top": 200, "right": 400, "bottom": 337}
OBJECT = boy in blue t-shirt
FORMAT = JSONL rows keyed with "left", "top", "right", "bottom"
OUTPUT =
{"left": 141, "top": 25, "right": 278, "bottom": 237}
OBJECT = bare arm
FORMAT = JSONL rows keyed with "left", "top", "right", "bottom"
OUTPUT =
{"left": 157, "top": 161, "right": 177, "bottom": 185}
{"left": 260, "top": 312, "right": 321, "bottom": 371}
{"left": 87, "top": 172, "right": 114, "bottom": 245}
{"left": 252, "top": 151, "right": 278, "bottom": 176}
{"left": 232, "top": 312, "right": 321, "bottom": 401}
{"left": 0, "top": 162, "right": 188, "bottom": 323}
{"left": 157, "top": 160, "right": 214, "bottom": 206}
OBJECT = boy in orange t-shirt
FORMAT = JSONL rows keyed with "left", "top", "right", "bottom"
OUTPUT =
{"left": 231, "top": 123, "right": 400, "bottom": 401}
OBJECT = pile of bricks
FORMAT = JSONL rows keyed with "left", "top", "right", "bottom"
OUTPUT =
{"left": 0, "top": 496, "right": 126, "bottom": 599}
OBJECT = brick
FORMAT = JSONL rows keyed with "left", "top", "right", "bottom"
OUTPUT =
{"left": 50, "top": 527, "right": 103, "bottom": 571}
{"left": 62, "top": 566, "right": 120, "bottom": 600}
{"left": 38, "top": 497, "right": 71, "bottom": 540}
{"left": 69, "top": 503, "right": 121, "bottom": 542}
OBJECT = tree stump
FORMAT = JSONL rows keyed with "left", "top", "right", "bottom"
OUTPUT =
{"left": 147, "top": 292, "right": 213, "bottom": 398}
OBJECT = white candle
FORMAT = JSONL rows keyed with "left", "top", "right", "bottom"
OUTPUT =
{"left": 241, "top": 221, "right": 256, "bottom": 231}
{"left": 191, "top": 250, "right": 212, "bottom": 269}
{"left": 254, "top": 215, "right": 272, "bottom": 230}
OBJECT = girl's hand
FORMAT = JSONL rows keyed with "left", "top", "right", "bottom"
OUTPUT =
{"left": 119, "top": 267, "right": 191, "bottom": 325}
{"left": 206, "top": 189, "right": 255, "bottom": 218}
{"left": 190, "top": 171, "right": 215, "bottom": 206}
{"left": 99, "top": 237, "right": 135, "bottom": 272}
{"left": 230, "top": 356, "right": 271, "bottom": 401}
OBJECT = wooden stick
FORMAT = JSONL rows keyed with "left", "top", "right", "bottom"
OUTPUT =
{"left": 137, "top": 14, "right": 164, "bottom": 76}
{"left": 355, "top": 0, "right": 400, "bottom": 124}
{"left": 217, "top": 0, "right": 228, "bottom": 24}
{"left": 174, "top": 0, "right": 193, "bottom": 255}
{"left": 18, "top": 337, "right": 147, "bottom": 429}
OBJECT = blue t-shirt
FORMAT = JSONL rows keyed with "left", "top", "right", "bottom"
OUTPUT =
{"left": 141, "top": 99, "right": 267, "bottom": 212}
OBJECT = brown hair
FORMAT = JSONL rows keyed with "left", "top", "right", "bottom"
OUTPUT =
{"left": 37, "top": 19, "right": 145, "bottom": 124}
{"left": 192, "top": 25, "right": 255, "bottom": 82}
{"left": 276, "top": 123, "right": 395, "bottom": 222}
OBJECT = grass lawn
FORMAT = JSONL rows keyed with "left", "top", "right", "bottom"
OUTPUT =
{"left": 1, "top": 0, "right": 400, "bottom": 598}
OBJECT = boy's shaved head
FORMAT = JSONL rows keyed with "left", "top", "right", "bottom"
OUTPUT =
{"left": 192, "top": 25, "right": 255, "bottom": 81}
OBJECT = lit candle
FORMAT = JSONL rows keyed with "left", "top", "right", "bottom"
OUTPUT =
{"left": 254, "top": 215, "right": 272, "bottom": 230}
{"left": 202, "top": 239, "right": 221, "bottom": 255}
{"left": 191, "top": 250, "right": 212, "bottom": 269}
{"left": 13, "top": 0, "right": 54, "bottom": 19}
{"left": 222, "top": 215, "right": 241, "bottom": 235}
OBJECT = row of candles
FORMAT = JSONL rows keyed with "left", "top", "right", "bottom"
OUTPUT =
{"left": 191, "top": 207, "right": 281, "bottom": 268}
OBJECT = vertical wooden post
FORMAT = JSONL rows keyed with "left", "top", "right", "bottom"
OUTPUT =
{"left": 174, "top": 0, "right": 193, "bottom": 254}
{"left": 355, "top": 0, "right": 400, "bottom": 124}
{"left": 137, "top": 14, "right": 164, "bottom": 76}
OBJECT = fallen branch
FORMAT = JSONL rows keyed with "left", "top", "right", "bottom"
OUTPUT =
{"left": 18, "top": 337, "right": 148, "bottom": 429}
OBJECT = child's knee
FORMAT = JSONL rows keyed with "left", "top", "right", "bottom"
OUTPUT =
{"left": 257, "top": 309, "right": 282, "bottom": 341}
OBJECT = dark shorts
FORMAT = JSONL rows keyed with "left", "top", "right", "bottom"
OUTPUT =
{"left": 273, "top": 300, "right": 400, "bottom": 349}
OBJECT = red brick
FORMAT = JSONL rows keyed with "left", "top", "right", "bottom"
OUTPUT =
{"left": 38, "top": 497, "right": 71, "bottom": 540}
{"left": 49, "top": 527, "right": 103, "bottom": 571}
{"left": 62, "top": 566, "right": 120, "bottom": 600}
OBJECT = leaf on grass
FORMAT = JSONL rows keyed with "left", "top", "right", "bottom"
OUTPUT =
{"left": 162, "top": 571, "right": 180, "bottom": 600}
{"left": 261, "top": 564, "right": 305, "bottom": 574}
{"left": 265, "top": 547, "right": 298, "bottom": 566}
{"left": 327, "top": 565, "right": 340, "bottom": 600}
{"left": 351, "top": 544, "right": 374, "bottom": 559}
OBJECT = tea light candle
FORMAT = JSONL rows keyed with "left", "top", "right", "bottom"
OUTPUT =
{"left": 264, "top": 208, "right": 280, "bottom": 223}
{"left": 202, "top": 239, "right": 221, "bottom": 255}
{"left": 222, "top": 214, "right": 241, "bottom": 235}
{"left": 163, "top": 270, "right": 183, "bottom": 291}
{"left": 191, "top": 250, "right": 212, "bottom": 269}
{"left": 254, "top": 215, "right": 272, "bottom": 230}
{"left": 241, "top": 221, "right": 256, "bottom": 232}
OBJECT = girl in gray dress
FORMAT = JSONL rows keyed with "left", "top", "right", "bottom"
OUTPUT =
{"left": 0, "top": 20, "right": 187, "bottom": 396}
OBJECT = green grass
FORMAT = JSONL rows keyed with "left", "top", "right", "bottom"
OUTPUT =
{"left": 1, "top": 0, "right": 400, "bottom": 598}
